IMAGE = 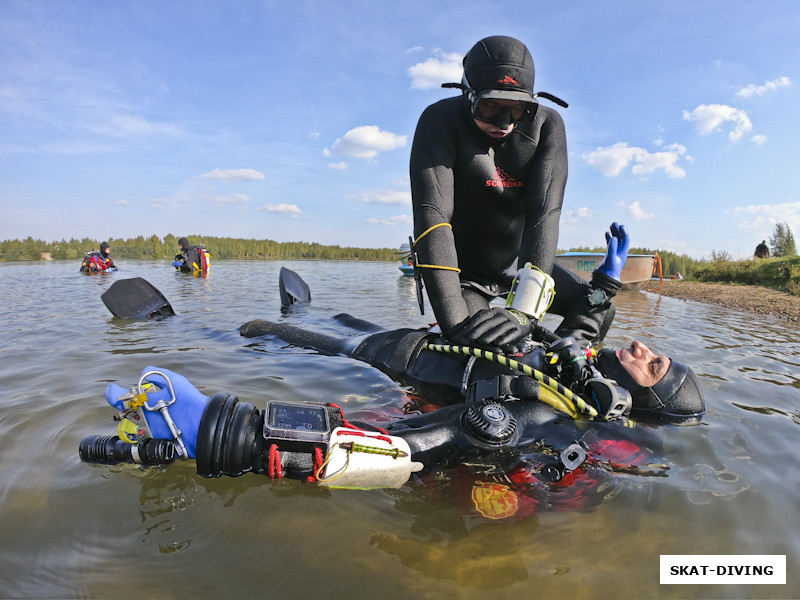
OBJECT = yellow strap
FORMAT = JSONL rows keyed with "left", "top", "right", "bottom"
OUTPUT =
{"left": 413, "top": 223, "right": 461, "bottom": 273}
{"left": 413, "top": 222, "right": 452, "bottom": 245}
{"left": 416, "top": 263, "right": 461, "bottom": 273}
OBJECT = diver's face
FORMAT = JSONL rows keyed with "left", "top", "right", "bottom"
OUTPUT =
{"left": 473, "top": 99, "right": 526, "bottom": 138}
{"left": 616, "top": 341, "right": 671, "bottom": 387}
{"left": 474, "top": 116, "right": 515, "bottom": 138}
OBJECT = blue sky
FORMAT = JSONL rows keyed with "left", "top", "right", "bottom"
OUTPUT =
{"left": 1, "top": 1, "right": 798, "bottom": 259}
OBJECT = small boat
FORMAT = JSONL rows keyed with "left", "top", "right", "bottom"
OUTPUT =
{"left": 554, "top": 252, "right": 656, "bottom": 290}
{"left": 397, "top": 242, "right": 415, "bottom": 276}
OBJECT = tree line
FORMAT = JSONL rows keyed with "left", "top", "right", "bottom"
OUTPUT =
{"left": 1, "top": 233, "right": 699, "bottom": 275}
{"left": 4, "top": 231, "right": 755, "bottom": 282}
{"left": 0, "top": 235, "right": 398, "bottom": 262}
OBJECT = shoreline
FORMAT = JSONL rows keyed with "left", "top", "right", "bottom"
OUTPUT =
{"left": 645, "top": 281, "right": 800, "bottom": 322}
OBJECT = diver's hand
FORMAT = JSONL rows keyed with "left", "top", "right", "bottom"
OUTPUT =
{"left": 445, "top": 308, "right": 531, "bottom": 352}
{"left": 105, "top": 367, "right": 209, "bottom": 459}
{"left": 597, "top": 222, "right": 630, "bottom": 281}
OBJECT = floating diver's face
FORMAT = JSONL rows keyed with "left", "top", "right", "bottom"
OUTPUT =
{"left": 615, "top": 341, "right": 671, "bottom": 387}
{"left": 596, "top": 343, "right": 704, "bottom": 420}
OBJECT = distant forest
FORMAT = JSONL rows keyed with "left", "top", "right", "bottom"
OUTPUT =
{"left": 0, "top": 234, "right": 696, "bottom": 276}
{"left": 0, "top": 234, "right": 397, "bottom": 262}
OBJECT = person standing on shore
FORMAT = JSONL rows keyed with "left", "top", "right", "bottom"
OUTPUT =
{"left": 754, "top": 240, "right": 770, "bottom": 259}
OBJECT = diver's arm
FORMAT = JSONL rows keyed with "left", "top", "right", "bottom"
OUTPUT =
{"left": 553, "top": 268, "right": 621, "bottom": 344}
{"left": 517, "top": 107, "right": 568, "bottom": 276}
{"left": 410, "top": 103, "right": 471, "bottom": 332}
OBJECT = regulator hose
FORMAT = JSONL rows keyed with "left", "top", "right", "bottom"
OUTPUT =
{"left": 424, "top": 343, "right": 599, "bottom": 419}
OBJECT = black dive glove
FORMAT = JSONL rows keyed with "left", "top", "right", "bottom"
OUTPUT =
{"left": 445, "top": 308, "right": 531, "bottom": 353}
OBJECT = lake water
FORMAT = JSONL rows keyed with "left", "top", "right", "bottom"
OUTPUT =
{"left": 0, "top": 260, "right": 797, "bottom": 599}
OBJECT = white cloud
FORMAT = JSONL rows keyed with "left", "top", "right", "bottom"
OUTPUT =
{"left": 329, "top": 126, "right": 407, "bottom": 160}
{"left": 198, "top": 168, "right": 265, "bottom": 181}
{"left": 628, "top": 201, "right": 655, "bottom": 220}
{"left": 115, "top": 200, "right": 129, "bottom": 206}
{"left": 260, "top": 203, "right": 304, "bottom": 217}
{"left": 583, "top": 142, "right": 687, "bottom": 178}
{"left": 682, "top": 104, "right": 753, "bottom": 142}
{"left": 328, "top": 162, "right": 347, "bottom": 170}
{"left": 408, "top": 51, "right": 462, "bottom": 90}
{"left": 563, "top": 207, "right": 594, "bottom": 223}
{"left": 729, "top": 201, "right": 800, "bottom": 233}
{"left": 365, "top": 214, "right": 413, "bottom": 226}
{"left": 751, "top": 134, "right": 768, "bottom": 146}
{"left": 357, "top": 191, "right": 411, "bottom": 206}
{"left": 735, "top": 76, "right": 791, "bottom": 98}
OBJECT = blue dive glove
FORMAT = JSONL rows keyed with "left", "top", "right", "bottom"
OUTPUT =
{"left": 105, "top": 366, "right": 209, "bottom": 459}
{"left": 597, "top": 222, "right": 630, "bottom": 281}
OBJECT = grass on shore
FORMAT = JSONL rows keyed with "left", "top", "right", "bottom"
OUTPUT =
{"left": 689, "top": 255, "right": 800, "bottom": 296}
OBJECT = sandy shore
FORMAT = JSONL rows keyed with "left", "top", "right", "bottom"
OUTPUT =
{"left": 646, "top": 281, "right": 800, "bottom": 322}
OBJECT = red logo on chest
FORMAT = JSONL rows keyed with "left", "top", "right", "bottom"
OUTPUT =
{"left": 486, "top": 167, "right": 523, "bottom": 188}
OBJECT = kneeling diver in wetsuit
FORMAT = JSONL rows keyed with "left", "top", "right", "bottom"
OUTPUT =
{"left": 80, "top": 224, "right": 703, "bottom": 492}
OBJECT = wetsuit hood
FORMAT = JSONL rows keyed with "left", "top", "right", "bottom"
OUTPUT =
{"left": 100, "top": 242, "right": 110, "bottom": 257}
{"left": 596, "top": 348, "right": 705, "bottom": 423}
{"left": 178, "top": 237, "right": 190, "bottom": 252}
{"left": 463, "top": 36, "right": 535, "bottom": 103}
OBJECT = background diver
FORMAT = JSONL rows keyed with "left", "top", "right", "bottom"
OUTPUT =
{"left": 172, "top": 237, "right": 211, "bottom": 274}
{"left": 79, "top": 241, "right": 117, "bottom": 273}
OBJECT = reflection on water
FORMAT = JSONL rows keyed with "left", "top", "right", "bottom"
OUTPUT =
{"left": 0, "top": 260, "right": 798, "bottom": 599}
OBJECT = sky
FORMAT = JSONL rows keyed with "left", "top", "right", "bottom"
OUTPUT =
{"left": 1, "top": 1, "right": 799, "bottom": 259}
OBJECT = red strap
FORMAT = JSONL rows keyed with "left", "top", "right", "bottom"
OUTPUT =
{"left": 306, "top": 447, "right": 325, "bottom": 483}
{"left": 268, "top": 444, "right": 283, "bottom": 479}
{"left": 334, "top": 428, "right": 392, "bottom": 445}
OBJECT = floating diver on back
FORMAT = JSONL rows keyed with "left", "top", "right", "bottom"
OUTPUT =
{"left": 81, "top": 225, "right": 703, "bottom": 502}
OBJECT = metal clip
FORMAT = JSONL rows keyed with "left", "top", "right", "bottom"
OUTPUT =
{"left": 139, "top": 370, "right": 188, "bottom": 459}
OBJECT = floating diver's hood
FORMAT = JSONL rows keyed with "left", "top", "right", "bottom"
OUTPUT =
{"left": 596, "top": 348, "right": 704, "bottom": 423}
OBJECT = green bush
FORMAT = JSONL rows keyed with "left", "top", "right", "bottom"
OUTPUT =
{"left": 691, "top": 256, "right": 800, "bottom": 295}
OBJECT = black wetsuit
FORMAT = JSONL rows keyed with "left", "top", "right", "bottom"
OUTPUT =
{"left": 240, "top": 264, "right": 621, "bottom": 405}
{"left": 410, "top": 95, "right": 568, "bottom": 333}
{"left": 177, "top": 247, "right": 201, "bottom": 273}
